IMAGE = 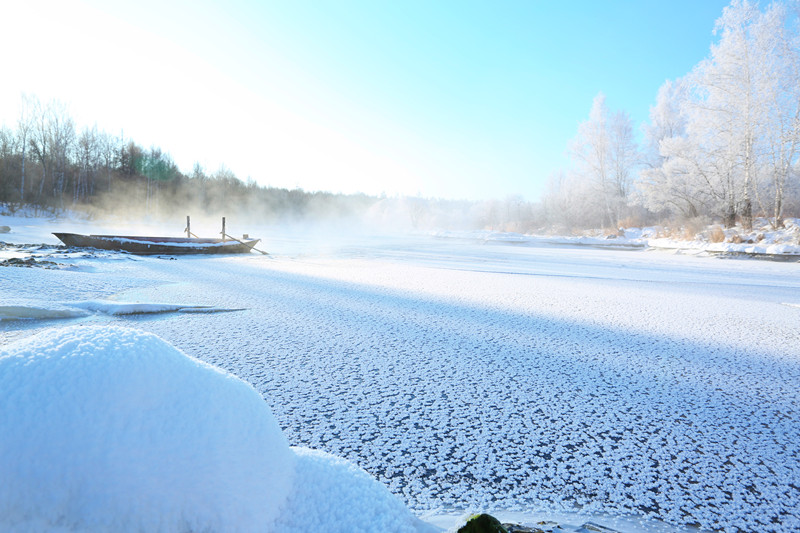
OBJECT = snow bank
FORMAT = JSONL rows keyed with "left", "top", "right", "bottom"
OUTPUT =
{"left": 647, "top": 217, "right": 800, "bottom": 256}
{"left": 0, "top": 326, "right": 295, "bottom": 533}
{"left": 431, "top": 220, "right": 800, "bottom": 257}
{"left": 0, "top": 326, "right": 434, "bottom": 533}
{"left": 430, "top": 229, "right": 648, "bottom": 249}
{"left": 277, "top": 447, "right": 436, "bottom": 532}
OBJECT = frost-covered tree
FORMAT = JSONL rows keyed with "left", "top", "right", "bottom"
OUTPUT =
{"left": 638, "top": 0, "right": 800, "bottom": 229}
{"left": 542, "top": 169, "right": 600, "bottom": 230}
{"left": 635, "top": 80, "right": 702, "bottom": 219}
{"left": 567, "top": 92, "right": 638, "bottom": 228}
{"left": 644, "top": 80, "right": 687, "bottom": 152}
{"left": 701, "top": 0, "right": 764, "bottom": 229}
{"left": 641, "top": 75, "right": 742, "bottom": 224}
{"left": 754, "top": 1, "right": 800, "bottom": 228}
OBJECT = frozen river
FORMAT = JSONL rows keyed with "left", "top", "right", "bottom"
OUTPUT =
{"left": 2, "top": 222, "right": 800, "bottom": 532}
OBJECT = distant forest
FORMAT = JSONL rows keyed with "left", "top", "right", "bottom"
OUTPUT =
{"left": 0, "top": 97, "right": 379, "bottom": 224}
{"left": 2, "top": 1, "right": 799, "bottom": 235}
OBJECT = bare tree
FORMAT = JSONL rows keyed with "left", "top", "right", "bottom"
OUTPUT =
{"left": 0, "top": 126, "right": 17, "bottom": 204}
{"left": 28, "top": 99, "right": 75, "bottom": 209}
{"left": 191, "top": 162, "right": 208, "bottom": 208}
{"left": 16, "top": 94, "right": 35, "bottom": 203}
{"left": 47, "top": 101, "right": 76, "bottom": 209}
{"left": 76, "top": 126, "right": 100, "bottom": 204}
{"left": 29, "top": 98, "right": 48, "bottom": 205}
{"left": 98, "top": 131, "right": 118, "bottom": 194}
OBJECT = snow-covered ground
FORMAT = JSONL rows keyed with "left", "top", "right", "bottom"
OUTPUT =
{"left": 433, "top": 217, "right": 800, "bottom": 259}
{"left": 2, "top": 213, "right": 800, "bottom": 532}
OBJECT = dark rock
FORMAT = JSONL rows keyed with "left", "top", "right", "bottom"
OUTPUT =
{"left": 502, "top": 523, "right": 546, "bottom": 533}
{"left": 0, "top": 225, "right": 10, "bottom": 233}
{"left": 458, "top": 513, "right": 508, "bottom": 533}
{"left": 2, "top": 257, "right": 35, "bottom": 266}
{"left": 578, "top": 522, "right": 621, "bottom": 533}
{"left": 0, "top": 257, "right": 61, "bottom": 269}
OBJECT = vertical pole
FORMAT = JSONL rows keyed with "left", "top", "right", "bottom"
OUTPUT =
{"left": 186, "top": 215, "right": 191, "bottom": 238}
{"left": 221, "top": 217, "right": 226, "bottom": 241}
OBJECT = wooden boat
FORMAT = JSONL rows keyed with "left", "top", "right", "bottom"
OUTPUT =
{"left": 53, "top": 233, "right": 260, "bottom": 255}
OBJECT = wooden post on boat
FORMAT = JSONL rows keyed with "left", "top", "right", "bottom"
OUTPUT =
{"left": 217, "top": 216, "right": 269, "bottom": 255}
{"left": 186, "top": 215, "right": 191, "bottom": 238}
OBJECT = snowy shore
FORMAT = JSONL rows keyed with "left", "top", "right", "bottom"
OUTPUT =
{"left": 432, "top": 217, "right": 800, "bottom": 260}
{"left": 2, "top": 214, "right": 800, "bottom": 532}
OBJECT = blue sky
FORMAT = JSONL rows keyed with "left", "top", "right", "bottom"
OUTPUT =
{"left": 1, "top": 0, "right": 732, "bottom": 201}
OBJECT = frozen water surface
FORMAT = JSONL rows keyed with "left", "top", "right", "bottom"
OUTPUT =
{"left": 2, "top": 220, "right": 800, "bottom": 532}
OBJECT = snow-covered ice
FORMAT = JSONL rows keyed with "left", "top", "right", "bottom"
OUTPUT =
{"left": 2, "top": 214, "right": 800, "bottom": 532}
{"left": 0, "top": 325, "right": 432, "bottom": 533}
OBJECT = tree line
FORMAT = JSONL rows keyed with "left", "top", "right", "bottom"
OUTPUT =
{"left": 0, "top": 95, "right": 377, "bottom": 223}
{"left": 543, "top": 0, "right": 800, "bottom": 232}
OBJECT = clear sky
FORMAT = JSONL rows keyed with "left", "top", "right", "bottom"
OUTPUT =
{"left": 0, "top": 0, "right": 732, "bottom": 201}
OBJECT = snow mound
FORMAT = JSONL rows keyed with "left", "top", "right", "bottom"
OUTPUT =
{"left": 0, "top": 326, "right": 295, "bottom": 533}
{"left": 278, "top": 447, "right": 436, "bottom": 533}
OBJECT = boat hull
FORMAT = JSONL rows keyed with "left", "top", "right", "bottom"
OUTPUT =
{"left": 53, "top": 233, "right": 260, "bottom": 255}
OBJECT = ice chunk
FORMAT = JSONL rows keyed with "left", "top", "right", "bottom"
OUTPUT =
{"left": 0, "top": 305, "right": 88, "bottom": 321}
{"left": 69, "top": 300, "right": 242, "bottom": 315}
